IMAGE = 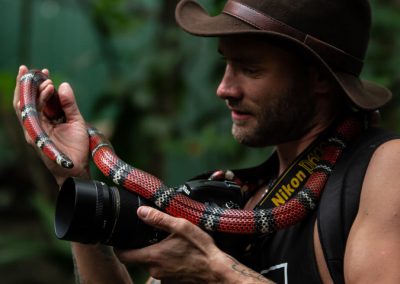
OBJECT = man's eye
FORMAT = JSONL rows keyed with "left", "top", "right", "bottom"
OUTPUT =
{"left": 242, "top": 66, "right": 260, "bottom": 75}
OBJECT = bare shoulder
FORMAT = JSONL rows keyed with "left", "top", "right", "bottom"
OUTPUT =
{"left": 361, "top": 138, "right": 400, "bottom": 207}
{"left": 344, "top": 139, "right": 400, "bottom": 283}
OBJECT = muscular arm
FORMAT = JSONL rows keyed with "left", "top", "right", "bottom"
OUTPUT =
{"left": 344, "top": 139, "right": 400, "bottom": 283}
{"left": 72, "top": 243, "right": 133, "bottom": 284}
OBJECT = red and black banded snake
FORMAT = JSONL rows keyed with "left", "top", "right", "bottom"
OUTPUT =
{"left": 19, "top": 69, "right": 362, "bottom": 235}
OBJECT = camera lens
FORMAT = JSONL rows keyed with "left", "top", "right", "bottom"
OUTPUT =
{"left": 55, "top": 177, "right": 166, "bottom": 249}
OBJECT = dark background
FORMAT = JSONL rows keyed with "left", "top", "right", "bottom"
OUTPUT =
{"left": 0, "top": 0, "right": 399, "bottom": 283}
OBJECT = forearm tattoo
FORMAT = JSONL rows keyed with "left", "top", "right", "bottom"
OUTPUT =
{"left": 227, "top": 255, "right": 275, "bottom": 284}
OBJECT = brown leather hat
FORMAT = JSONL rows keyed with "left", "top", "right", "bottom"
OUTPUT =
{"left": 175, "top": 0, "right": 392, "bottom": 110}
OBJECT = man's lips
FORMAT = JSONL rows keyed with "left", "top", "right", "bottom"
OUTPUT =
{"left": 225, "top": 100, "right": 253, "bottom": 121}
{"left": 230, "top": 109, "right": 252, "bottom": 121}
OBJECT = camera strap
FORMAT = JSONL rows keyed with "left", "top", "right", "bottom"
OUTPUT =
{"left": 204, "top": 116, "right": 357, "bottom": 211}
{"left": 255, "top": 131, "right": 329, "bottom": 209}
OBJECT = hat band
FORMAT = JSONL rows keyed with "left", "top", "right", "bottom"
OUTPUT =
{"left": 223, "top": 0, "right": 364, "bottom": 75}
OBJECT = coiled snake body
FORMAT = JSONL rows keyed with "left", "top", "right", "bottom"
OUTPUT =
{"left": 19, "top": 69, "right": 362, "bottom": 235}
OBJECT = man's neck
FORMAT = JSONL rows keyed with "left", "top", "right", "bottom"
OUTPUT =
{"left": 275, "top": 119, "right": 334, "bottom": 176}
{"left": 244, "top": 118, "right": 337, "bottom": 210}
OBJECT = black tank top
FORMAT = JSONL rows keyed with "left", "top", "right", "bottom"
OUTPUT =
{"left": 240, "top": 211, "right": 321, "bottom": 283}
{"left": 238, "top": 127, "right": 400, "bottom": 284}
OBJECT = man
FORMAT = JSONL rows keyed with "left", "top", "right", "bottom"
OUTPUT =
{"left": 13, "top": 0, "right": 400, "bottom": 283}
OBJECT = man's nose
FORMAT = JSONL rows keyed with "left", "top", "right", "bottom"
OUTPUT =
{"left": 216, "top": 65, "right": 241, "bottom": 100}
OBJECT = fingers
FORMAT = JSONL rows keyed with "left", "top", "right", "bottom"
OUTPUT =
{"left": 14, "top": 66, "right": 67, "bottom": 145}
{"left": 42, "top": 68, "right": 50, "bottom": 76}
{"left": 115, "top": 232, "right": 183, "bottom": 265}
{"left": 37, "top": 79, "right": 55, "bottom": 112}
{"left": 57, "top": 82, "right": 83, "bottom": 122}
{"left": 15, "top": 65, "right": 83, "bottom": 124}
{"left": 115, "top": 206, "right": 220, "bottom": 280}
{"left": 137, "top": 206, "right": 180, "bottom": 232}
{"left": 13, "top": 65, "right": 28, "bottom": 112}
{"left": 137, "top": 206, "right": 214, "bottom": 246}
{"left": 115, "top": 241, "right": 156, "bottom": 264}
{"left": 36, "top": 73, "right": 82, "bottom": 123}
{"left": 114, "top": 206, "right": 222, "bottom": 278}
{"left": 14, "top": 65, "right": 33, "bottom": 144}
{"left": 14, "top": 65, "right": 53, "bottom": 115}
{"left": 137, "top": 206, "right": 200, "bottom": 236}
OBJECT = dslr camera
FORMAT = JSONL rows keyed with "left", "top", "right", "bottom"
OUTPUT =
{"left": 55, "top": 177, "right": 244, "bottom": 250}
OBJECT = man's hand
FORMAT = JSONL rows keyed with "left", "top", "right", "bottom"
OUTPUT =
{"left": 116, "top": 206, "right": 274, "bottom": 284}
{"left": 13, "top": 65, "right": 90, "bottom": 185}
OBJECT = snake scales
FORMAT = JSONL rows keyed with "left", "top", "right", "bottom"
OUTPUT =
{"left": 19, "top": 69, "right": 362, "bottom": 234}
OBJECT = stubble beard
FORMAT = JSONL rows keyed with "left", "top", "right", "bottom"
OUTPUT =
{"left": 232, "top": 80, "right": 317, "bottom": 147}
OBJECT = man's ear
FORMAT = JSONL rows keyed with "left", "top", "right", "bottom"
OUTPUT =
{"left": 309, "top": 66, "right": 331, "bottom": 95}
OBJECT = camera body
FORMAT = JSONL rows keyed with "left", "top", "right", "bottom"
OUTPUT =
{"left": 55, "top": 177, "right": 244, "bottom": 250}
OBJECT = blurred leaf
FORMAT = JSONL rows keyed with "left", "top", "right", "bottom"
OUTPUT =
{"left": 0, "top": 72, "right": 16, "bottom": 111}
{"left": 30, "top": 193, "right": 71, "bottom": 256}
{"left": 0, "top": 235, "right": 48, "bottom": 265}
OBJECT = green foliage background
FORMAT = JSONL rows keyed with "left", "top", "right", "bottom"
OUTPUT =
{"left": 0, "top": 0, "right": 398, "bottom": 283}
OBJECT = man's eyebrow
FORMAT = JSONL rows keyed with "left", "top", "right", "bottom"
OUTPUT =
{"left": 223, "top": 56, "right": 261, "bottom": 65}
{"left": 217, "top": 48, "right": 261, "bottom": 64}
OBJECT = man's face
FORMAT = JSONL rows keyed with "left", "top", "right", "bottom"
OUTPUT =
{"left": 217, "top": 36, "right": 317, "bottom": 147}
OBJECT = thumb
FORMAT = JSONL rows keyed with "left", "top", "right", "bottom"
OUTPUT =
{"left": 137, "top": 206, "right": 217, "bottom": 250}
{"left": 137, "top": 206, "right": 179, "bottom": 233}
{"left": 58, "top": 82, "right": 82, "bottom": 122}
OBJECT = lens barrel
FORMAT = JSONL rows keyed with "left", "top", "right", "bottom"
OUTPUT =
{"left": 55, "top": 177, "right": 245, "bottom": 251}
{"left": 55, "top": 177, "right": 165, "bottom": 249}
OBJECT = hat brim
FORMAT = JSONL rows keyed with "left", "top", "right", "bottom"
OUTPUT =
{"left": 175, "top": 0, "right": 392, "bottom": 110}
